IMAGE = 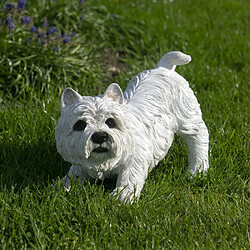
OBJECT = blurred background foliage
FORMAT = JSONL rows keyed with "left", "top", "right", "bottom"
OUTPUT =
{"left": 0, "top": 0, "right": 248, "bottom": 103}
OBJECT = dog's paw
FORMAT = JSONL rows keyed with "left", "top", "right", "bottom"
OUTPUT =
{"left": 187, "top": 166, "right": 208, "bottom": 178}
{"left": 110, "top": 186, "right": 138, "bottom": 203}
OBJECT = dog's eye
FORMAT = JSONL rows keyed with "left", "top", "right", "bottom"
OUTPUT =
{"left": 73, "top": 120, "right": 86, "bottom": 131}
{"left": 105, "top": 118, "right": 116, "bottom": 128}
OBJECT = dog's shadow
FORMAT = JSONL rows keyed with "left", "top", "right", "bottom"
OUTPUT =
{"left": 93, "top": 178, "right": 117, "bottom": 192}
{"left": 0, "top": 139, "right": 118, "bottom": 192}
{"left": 0, "top": 137, "right": 189, "bottom": 193}
{"left": 0, "top": 140, "right": 68, "bottom": 190}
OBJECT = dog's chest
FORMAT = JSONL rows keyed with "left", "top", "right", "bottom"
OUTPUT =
{"left": 85, "top": 161, "right": 121, "bottom": 180}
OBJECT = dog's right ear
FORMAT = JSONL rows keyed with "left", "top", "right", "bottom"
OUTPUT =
{"left": 61, "top": 87, "right": 82, "bottom": 111}
{"left": 104, "top": 83, "right": 124, "bottom": 104}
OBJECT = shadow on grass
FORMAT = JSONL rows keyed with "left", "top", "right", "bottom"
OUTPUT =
{"left": 0, "top": 141, "right": 68, "bottom": 190}
{"left": 0, "top": 140, "right": 117, "bottom": 192}
{"left": 1, "top": 135, "right": 231, "bottom": 194}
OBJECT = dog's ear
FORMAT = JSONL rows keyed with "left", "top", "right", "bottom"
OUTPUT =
{"left": 104, "top": 83, "right": 124, "bottom": 104}
{"left": 61, "top": 87, "right": 82, "bottom": 111}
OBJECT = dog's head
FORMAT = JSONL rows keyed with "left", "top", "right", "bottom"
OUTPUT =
{"left": 55, "top": 83, "right": 131, "bottom": 167}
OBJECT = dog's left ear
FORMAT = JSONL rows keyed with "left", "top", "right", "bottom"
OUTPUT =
{"left": 104, "top": 83, "right": 124, "bottom": 104}
{"left": 60, "top": 87, "right": 82, "bottom": 111}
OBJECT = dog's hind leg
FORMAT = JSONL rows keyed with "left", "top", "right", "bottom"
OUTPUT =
{"left": 178, "top": 120, "right": 209, "bottom": 176}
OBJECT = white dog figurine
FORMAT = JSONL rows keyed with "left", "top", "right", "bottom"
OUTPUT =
{"left": 55, "top": 51, "right": 209, "bottom": 202}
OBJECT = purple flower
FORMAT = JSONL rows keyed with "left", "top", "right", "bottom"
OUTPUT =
{"left": 2, "top": 3, "right": 14, "bottom": 12}
{"left": 46, "top": 27, "right": 58, "bottom": 36}
{"left": 8, "top": 22, "right": 15, "bottom": 29}
{"left": 63, "top": 34, "right": 70, "bottom": 44}
{"left": 30, "top": 25, "right": 37, "bottom": 33}
{"left": 25, "top": 37, "right": 32, "bottom": 43}
{"left": 37, "top": 32, "right": 45, "bottom": 39}
{"left": 5, "top": 18, "right": 15, "bottom": 29}
{"left": 5, "top": 17, "right": 13, "bottom": 25}
{"left": 42, "top": 20, "right": 49, "bottom": 27}
{"left": 18, "top": 0, "right": 26, "bottom": 10}
{"left": 21, "top": 16, "right": 32, "bottom": 24}
{"left": 79, "top": 0, "right": 85, "bottom": 3}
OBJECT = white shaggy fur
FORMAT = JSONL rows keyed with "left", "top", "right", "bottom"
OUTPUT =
{"left": 55, "top": 51, "right": 209, "bottom": 202}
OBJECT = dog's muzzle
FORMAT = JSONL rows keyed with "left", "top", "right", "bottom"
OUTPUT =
{"left": 91, "top": 132, "right": 112, "bottom": 154}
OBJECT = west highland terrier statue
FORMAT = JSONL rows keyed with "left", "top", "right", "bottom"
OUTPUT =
{"left": 55, "top": 51, "right": 209, "bottom": 202}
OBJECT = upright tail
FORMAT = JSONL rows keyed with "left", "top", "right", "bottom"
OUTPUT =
{"left": 156, "top": 51, "right": 191, "bottom": 71}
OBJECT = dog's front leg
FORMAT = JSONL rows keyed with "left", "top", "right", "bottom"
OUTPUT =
{"left": 110, "top": 161, "right": 149, "bottom": 203}
{"left": 61, "top": 165, "right": 90, "bottom": 191}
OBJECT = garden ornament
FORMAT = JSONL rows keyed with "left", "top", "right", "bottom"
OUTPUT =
{"left": 55, "top": 51, "right": 209, "bottom": 203}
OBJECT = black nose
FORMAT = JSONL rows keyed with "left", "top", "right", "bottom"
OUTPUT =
{"left": 91, "top": 132, "right": 109, "bottom": 144}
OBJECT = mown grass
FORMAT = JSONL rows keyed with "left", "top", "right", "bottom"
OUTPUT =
{"left": 0, "top": 0, "right": 249, "bottom": 249}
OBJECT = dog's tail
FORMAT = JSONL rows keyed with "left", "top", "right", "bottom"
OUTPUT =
{"left": 156, "top": 51, "right": 191, "bottom": 71}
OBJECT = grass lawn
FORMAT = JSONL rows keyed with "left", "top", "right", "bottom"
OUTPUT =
{"left": 0, "top": 0, "right": 249, "bottom": 248}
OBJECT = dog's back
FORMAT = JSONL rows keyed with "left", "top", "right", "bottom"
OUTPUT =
{"left": 124, "top": 51, "right": 192, "bottom": 102}
{"left": 123, "top": 52, "right": 208, "bottom": 174}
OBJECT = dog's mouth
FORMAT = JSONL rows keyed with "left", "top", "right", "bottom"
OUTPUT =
{"left": 92, "top": 147, "right": 109, "bottom": 153}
